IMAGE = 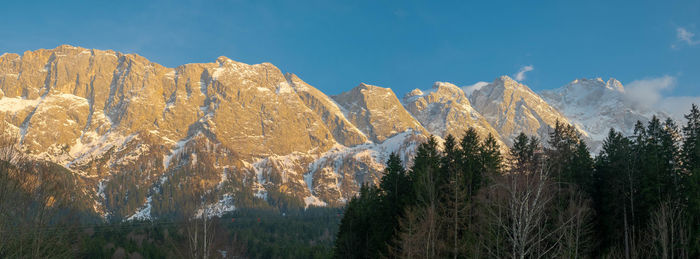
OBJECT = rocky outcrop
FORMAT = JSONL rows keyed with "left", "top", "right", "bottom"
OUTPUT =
{"left": 469, "top": 76, "right": 573, "bottom": 146}
{"left": 0, "top": 45, "right": 429, "bottom": 220}
{"left": 403, "top": 82, "right": 506, "bottom": 149}
{"left": 3, "top": 45, "right": 659, "bottom": 220}
{"left": 332, "top": 83, "right": 429, "bottom": 143}
{"left": 286, "top": 73, "right": 369, "bottom": 147}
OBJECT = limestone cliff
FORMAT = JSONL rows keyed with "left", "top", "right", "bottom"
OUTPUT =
{"left": 403, "top": 82, "right": 507, "bottom": 150}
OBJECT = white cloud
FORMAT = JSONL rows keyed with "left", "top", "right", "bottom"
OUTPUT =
{"left": 514, "top": 65, "right": 534, "bottom": 81}
{"left": 674, "top": 27, "right": 698, "bottom": 47}
{"left": 461, "top": 81, "right": 489, "bottom": 96}
{"left": 658, "top": 96, "right": 700, "bottom": 121}
{"left": 622, "top": 75, "right": 700, "bottom": 120}
{"left": 624, "top": 75, "right": 676, "bottom": 109}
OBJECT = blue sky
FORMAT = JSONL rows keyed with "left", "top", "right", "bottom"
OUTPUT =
{"left": 1, "top": 0, "right": 699, "bottom": 111}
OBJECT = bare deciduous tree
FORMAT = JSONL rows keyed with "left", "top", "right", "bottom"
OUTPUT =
{"left": 476, "top": 161, "right": 593, "bottom": 259}
{"left": 645, "top": 199, "right": 690, "bottom": 259}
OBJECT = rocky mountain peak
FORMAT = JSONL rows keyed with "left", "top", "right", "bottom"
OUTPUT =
{"left": 402, "top": 81, "right": 506, "bottom": 150}
{"left": 493, "top": 75, "right": 520, "bottom": 88}
{"left": 285, "top": 73, "right": 369, "bottom": 147}
{"left": 606, "top": 78, "right": 624, "bottom": 92}
{"left": 1, "top": 45, "right": 676, "bottom": 219}
{"left": 470, "top": 76, "right": 573, "bottom": 146}
{"left": 564, "top": 77, "right": 624, "bottom": 93}
{"left": 432, "top": 81, "right": 466, "bottom": 98}
{"left": 332, "top": 83, "right": 427, "bottom": 143}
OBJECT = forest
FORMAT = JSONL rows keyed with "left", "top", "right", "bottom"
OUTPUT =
{"left": 334, "top": 105, "right": 700, "bottom": 258}
{"left": 0, "top": 130, "right": 340, "bottom": 258}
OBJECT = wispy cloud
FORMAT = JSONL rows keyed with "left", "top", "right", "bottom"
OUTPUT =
{"left": 622, "top": 75, "right": 700, "bottom": 120}
{"left": 625, "top": 75, "right": 676, "bottom": 109}
{"left": 672, "top": 27, "right": 698, "bottom": 48}
{"left": 462, "top": 81, "right": 489, "bottom": 96}
{"left": 659, "top": 96, "right": 700, "bottom": 121}
{"left": 514, "top": 65, "right": 534, "bottom": 81}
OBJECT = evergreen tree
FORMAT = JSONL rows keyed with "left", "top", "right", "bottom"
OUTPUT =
{"left": 681, "top": 104, "right": 700, "bottom": 255}
{"left": 480, "top": 133, "right": 502, "bottom": 177}
{"left": 410, "top": 135, "right": 442, "bottom": 205}
{"left": 510, "top": 132, "right": 540, "bottom": 173}
{"left": 377, "top": 153, "right": 412, "bottom": 256}
{"left": 440, "top": 134, "right": 468, "bottom": 258}
{"left": 570, "top": 141, "right": 595, "bottom": 196}
{"left": 593, "top": 128, "right": 635, "bottom": 256}
{"left": 546, "top": 120, "right": 582, "bottom": 184}
{"left": 407, "top": 135, "right": 443, "bottom": 257}
{"left": 334, "top": 184, "right": 382, "bottom": 259}
{"left": 459, "top": 129, "right": 482, "bottom": 197}
{"left": 380, "top": 153, "right": 412, "bottom": 217}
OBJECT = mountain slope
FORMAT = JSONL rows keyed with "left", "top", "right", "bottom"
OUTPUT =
{"left": 2, "top": 45, "right": 673, "bottom": 220}
{"left": 469, "top": 75, "right": 573, "bottom": 146}
{"left": 0, "top": 45, "right": 428, "bottom": 219}
{"left": 540, "top": 78, "right": 669, "bottom": 151}
{"left": 403, "top": 82, "right": 506, "bottom": 149}
{"left": 286, "top": 73, "right": 369, "bottom": 147}
{"left": 332, "top": 83, "right": 429, "bottom": 143}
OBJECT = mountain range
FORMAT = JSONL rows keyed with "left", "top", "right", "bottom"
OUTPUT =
{"left": 0, "top": 45, "right": 672, "bottom": 220}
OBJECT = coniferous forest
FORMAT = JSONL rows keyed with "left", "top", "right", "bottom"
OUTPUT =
{"left": 334, "top": 105, "right": 700, "bottom": 258}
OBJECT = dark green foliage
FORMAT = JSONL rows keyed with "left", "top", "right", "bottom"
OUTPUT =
{"left": 682, "top": 104, "right": 700, "bottom": 256}
{"left": 571, "top": 141, "right": 595, "bottom": 195}
{"left": 224, "top": 208, "right": 340, "bottom": 259}
{"left": 335, "top": 130, "right": 504, "bottom": 258}
{"left": 459, "top": 129, "right": 483, "bottom": 197}
{"left": 480, "top": 133, "right": 502, "bottom": 177}
{"left": 510, "top": 132, "right": 541, "bottom": 172}
{"left": 334, "top": 184, "right": 383, "bottom": 258}
{"left": 546, "top": 120, "right": 591, "bottom": 186}
{"left": 593, "top": 128, "right": 634, "bottom": 254}
{"left": 79, "top": 208, "right": 340, "bottom": 259}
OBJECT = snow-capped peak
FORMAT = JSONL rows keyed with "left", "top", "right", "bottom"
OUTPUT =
{"left": 606, "top": 78, "right": 624, "bottom": 92}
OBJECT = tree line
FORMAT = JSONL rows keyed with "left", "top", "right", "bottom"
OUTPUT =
{"left": 334, "top": 105, "right": 700, "bottom": 258}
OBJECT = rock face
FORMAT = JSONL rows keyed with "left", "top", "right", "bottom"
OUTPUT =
{"left": 403, "top": 82, "right": 506, "bottom": 149}
{"left": 286, "top": 73, "right": 369, "bottom": 147}
{"left": 540, "top": 78, "right": 668, "bottom": 152}
{"left": 0, "top": 46, "right": 429, "bottom": 220}
{"left": 1, "top": 45, "right": 668, "bottom": 220}
{"left": 469, "top": 76, "right": 573, "bottom": 146}
{"left": 332, "top": 83, "right": 429, "bottom": 143}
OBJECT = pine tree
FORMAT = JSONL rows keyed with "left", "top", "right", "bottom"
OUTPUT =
{"left": 440, "top": 134, "right": 468, "bottom": 258}
{"left": 570, "top": 141, "right": 595, "bottom": 196}
{"left": 546, "top": 120, "right": 582, "bottom": 184}
{"left": 480, "top": 133, "right": 502, "bottom": 177}
{"left": 681, "top": 104, "right": 700, "bottom": 255}
{"left": 376, "top": 152, "right": 412, "bottom": 257}
{"left": 459, "top": 129, "right": 482, "bottom": 197}
{"left": 593, "top": 128, "right": 635, "bottom": 256}
{"left": 334, "top": 184, "right": 382, "bottom": 259}
{"left": 408, "top": 135, "right": 442, "bottom": 257}
{"left": 510, "top": 132, "right": 540, "bottom": 173}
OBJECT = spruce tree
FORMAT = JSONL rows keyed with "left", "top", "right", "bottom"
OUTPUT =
{"left": 571, "top": 141, "right": 595, "bottom": 196}
{"left": 510, "top": 132, "right": 540, "bottom": 173}
{"left": 459, "top": 129, "right": 482, "bottom": 197}
{"left": 480, "top": 132, "right": 502, "bottom": 177}
{"left": 334, "top": 184, "right": 382, "bottom": 258}
{"left": 377, "top": 153, "right": 412, "bottom": 256}
{"left": 681, "top": 104, "right": 700, "bottom": 255}
{"left": 593, "top": 128, "right": 634, "bottom": 255}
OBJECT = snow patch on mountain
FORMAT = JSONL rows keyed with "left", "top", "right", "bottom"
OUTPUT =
{"left": 540, "top": 78, "right": 669, "bottom": 152}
